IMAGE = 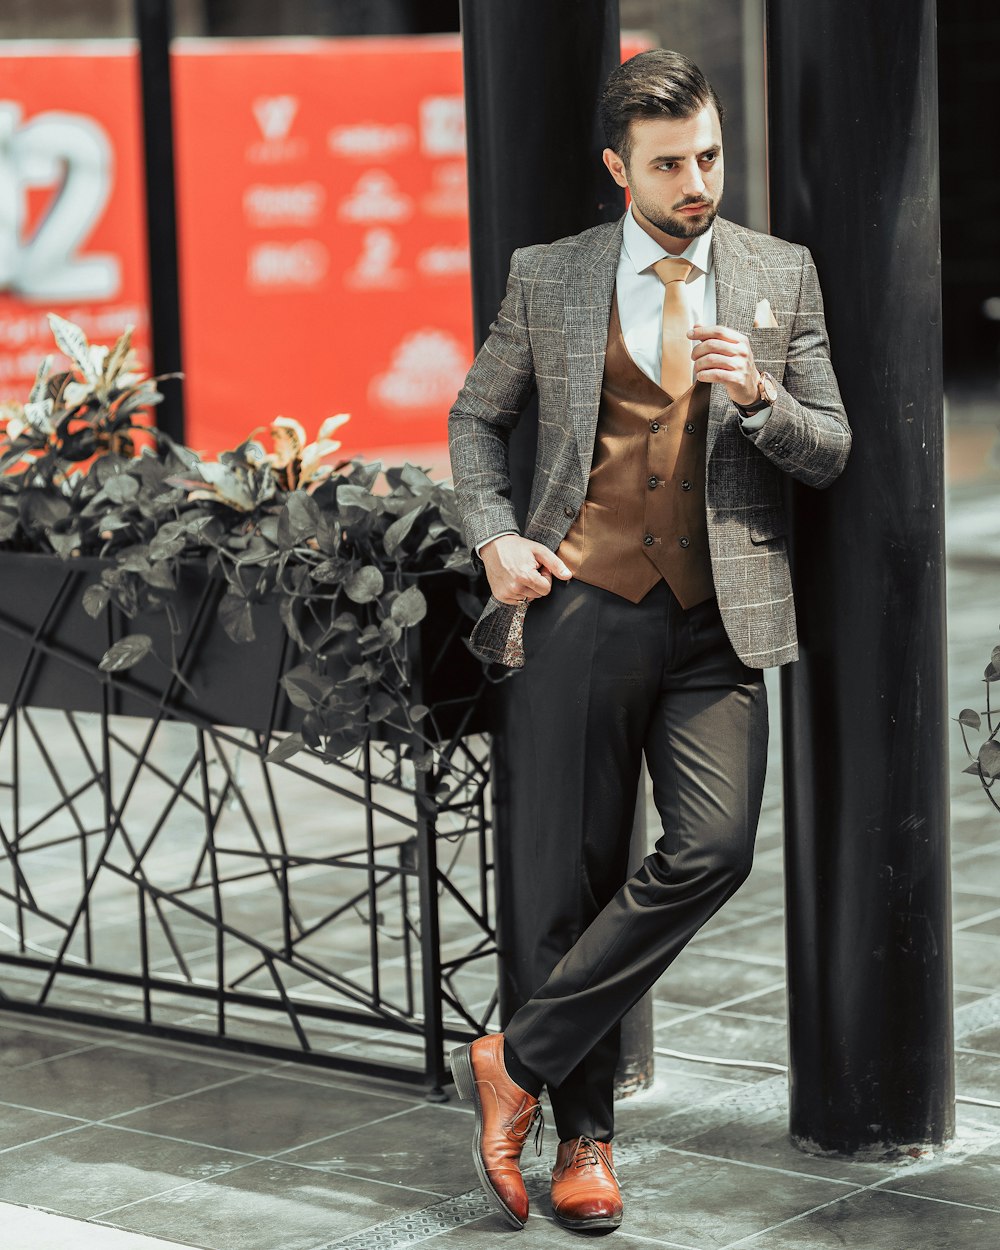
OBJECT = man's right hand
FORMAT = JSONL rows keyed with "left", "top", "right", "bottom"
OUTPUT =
{"left": 480, "top": 534, "right": 573, "bottom": 605}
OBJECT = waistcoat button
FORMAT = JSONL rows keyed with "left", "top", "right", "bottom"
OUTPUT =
{"left": 679, "top": 536, "right": 690, "bottom": 548}
{"left": 649, "top": 420, "right": 660, "bottom": 432}
{"left": 681, "top": 479, "right": 692, "bottom": 491}
{"left": 685, "top": 422, "right": 696, "bottom": 434}
{"left": 647, "top": 476, "right": 658, "bottom": 489}
{"left": 642, "top": 534, "right": 654, "bottom": 547}
{"left": 563, "top": 504, "right": 574, "bottom": 517}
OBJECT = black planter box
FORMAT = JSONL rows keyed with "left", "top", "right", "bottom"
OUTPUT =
{"left": 0, "top": 552, "right": 489, "bottom": 739}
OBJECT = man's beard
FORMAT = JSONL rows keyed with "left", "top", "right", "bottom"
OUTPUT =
{"left": 634, "top": 192, "right": 718, "bottom": 239}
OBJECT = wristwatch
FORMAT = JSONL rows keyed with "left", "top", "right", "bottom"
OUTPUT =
{"left": 735, "top": 371, "right": 778, "bottom": 416}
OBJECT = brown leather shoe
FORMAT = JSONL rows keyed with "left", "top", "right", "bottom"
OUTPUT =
{"left": 450, "top": 1034, "right": 543, "bottom": 1229}
{"left": 550, "top": 1136, "right": 623, "bottom": 1231}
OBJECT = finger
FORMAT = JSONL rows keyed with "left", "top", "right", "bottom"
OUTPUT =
{"left": 693, "top": 353, "right": 748, "bottom": 372}
{"left": 515, "top": 565, "right": 552, "bottom": 597}
{"left": 688, "top": 324, "right": 748, "bottom": 345}
{"left": 690, "top": 339, "right": 747, "bottom": 360}
{"left": 495, "top": 569, "right": 548, "bottom": 603}
{"left": 529, "top": 542, "right": 573, "bottom": 579}
{"left": 695, "top": 368, "right": 752, "bottom": 386}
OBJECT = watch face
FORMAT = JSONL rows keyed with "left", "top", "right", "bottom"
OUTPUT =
{"left": 760, "top": 372, "right": 778, "bottom": 403}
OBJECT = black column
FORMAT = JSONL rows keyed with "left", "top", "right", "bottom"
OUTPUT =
{"left": 459, "top": 0, "right": 623, "bottom": 522}
{"left": 766, "top": 0, "right": 954, "bottom": 1153}
{"left": 135, "top": 0, "right": 185, "bottom": 442}
{"left": 458, "top": 0, "right": 629, "bottom": 1030}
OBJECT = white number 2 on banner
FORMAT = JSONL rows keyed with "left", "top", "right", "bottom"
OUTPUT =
{"left": 0, "top": 102, "right": 120, "bottom": 302}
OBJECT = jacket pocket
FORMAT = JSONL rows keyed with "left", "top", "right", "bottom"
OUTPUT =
{"left": 749, "top": 507, "right": 788, "bottom": 544}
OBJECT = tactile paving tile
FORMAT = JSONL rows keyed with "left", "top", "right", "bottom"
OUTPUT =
{"left": 320, "top": 1189, "right": 494, "bottom": 1249}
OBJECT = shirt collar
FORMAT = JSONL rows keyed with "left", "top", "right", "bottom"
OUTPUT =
{"left": 621, "top": 205, "right": 714, "bottom": 278}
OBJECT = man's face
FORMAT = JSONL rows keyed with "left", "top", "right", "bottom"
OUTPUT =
{"left": 603, "top": 104, "right": 724, "bottom": 247}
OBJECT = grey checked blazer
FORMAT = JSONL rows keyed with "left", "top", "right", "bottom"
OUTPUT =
{"left": 447, "top": 214, "right": 850, "bottom": 669}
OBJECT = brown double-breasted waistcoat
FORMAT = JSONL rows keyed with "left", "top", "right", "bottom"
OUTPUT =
{"left": 556, "top": 291, "right": 715, "bottom": 609}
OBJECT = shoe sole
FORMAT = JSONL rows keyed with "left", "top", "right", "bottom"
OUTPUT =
{"left": 553, "top": 1210, "right": 624, "bottom": 1231}
{"left": 450, "top": 1043, "right": 527, "bottom": 1230}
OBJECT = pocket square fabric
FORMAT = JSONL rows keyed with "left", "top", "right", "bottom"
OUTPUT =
{"left": 753, "top": 298, "right": 779, "bottom": 329}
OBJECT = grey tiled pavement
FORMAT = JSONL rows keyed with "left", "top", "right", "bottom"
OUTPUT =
{"left": 1, "top": 430, "right": 999, "bottom": 1249}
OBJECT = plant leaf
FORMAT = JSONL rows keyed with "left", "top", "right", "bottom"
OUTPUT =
{"left": 277, "top": 491, "right": 321, "bottom": 548}
{"left": 265, "top": 733, "right": 305, "bottom": 764}
{"left": 49, "top": 528, "right": 81, "bottom": 559}
{"left": 383, "top": 505, "right": 424, "bottom": 557}
{"left": 337, "top": 483, "right": 377, "bottom": 512}
{"left": 379, "top": 617, "right": 403, "bottom": 645}
{"left": 344, "top": 565, "right": 384, "bottom": 603}
{"left": 47, "top": 313, "right": 98, "bottom": 382}
{"left": 281, "top": 665, "right": 331, "bottom": 711}
{"left": 28, "top": 354, "right": 53, "bottom": 403}
{"left": 218, "top": 593, "right": 255, "bottom": 643}
{"left": 958, "top": 709, "right": 982, "bottom": 731}
{"left": 140, "top": 563, "right": 176, "bottom": 590}
{"left": 279, "top": 594, "right": 306, "bottom": 649}
{"left": 400, "top": 463, "right": 433, "bottom": 493}
{"left": 368, "top": 690, "right": 396, "bottom": 721}
{"left": 104, "top": 474, "right": 140, "bottom": 505}
{"left": 82, "top": 584, "right": 111, "bottom": 618}
{"left": 99, "top": 634, "right": 153, "bottom": 672}
{"left": 102, "top": 325, "right": 134, "bottom": 388}
{"left": 390, "top": 584, "right": 427, "bottom": 627}
{"left": 977, "top": 740, "right": 1000, "bottom": 781}
{"left": 311, "top": 557, "right": 349, "bottom": 584}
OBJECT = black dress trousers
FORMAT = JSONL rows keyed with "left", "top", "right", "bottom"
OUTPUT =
{"left": 498, "top": 575, "right": 769, "bottom": 1142}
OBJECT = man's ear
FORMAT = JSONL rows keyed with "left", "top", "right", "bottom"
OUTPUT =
{"left": 602, "top": 148, "right": 629, "bottom": 190}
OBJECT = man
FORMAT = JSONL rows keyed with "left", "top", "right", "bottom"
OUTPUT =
{"left": 447, "top": 49, "right": 850, "bottom": 1234}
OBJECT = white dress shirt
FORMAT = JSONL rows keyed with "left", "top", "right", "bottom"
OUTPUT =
{"left": 474, "top": 207, "right": 770, "bottom": 556}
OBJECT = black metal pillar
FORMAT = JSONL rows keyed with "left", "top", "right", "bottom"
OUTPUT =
{"left": 766, "top": 0, "right": 954, "bottom": 1153}
{"left": 459, "top": 0, "right": 623, "bottom": 523}
{"left": 135, "top": 0, "right": 185, "bottom": 442}
{"left": 458, "top": 1, "right": 639, "bottom": 1051}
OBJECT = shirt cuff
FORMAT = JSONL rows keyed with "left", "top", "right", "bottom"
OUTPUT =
{"left": 737, "top": 405, "right": 773, "bottom": 432}
{"left": 475, "top": 530, "right": 518, "bottom": 556}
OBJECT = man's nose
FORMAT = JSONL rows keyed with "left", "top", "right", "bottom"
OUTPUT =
{"left": 680, "top": 162, "right": 706, "bottom": 197}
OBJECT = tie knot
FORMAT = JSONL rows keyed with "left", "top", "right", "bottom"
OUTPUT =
{"left": 652, "top": 257, "right": 693, "bottom": 286}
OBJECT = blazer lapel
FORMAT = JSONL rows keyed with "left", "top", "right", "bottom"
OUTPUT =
{"left": 565, "top": 217, "right": 623, "bottom": 487}
{"left": 708, "top": 216, "right": 762, "bottom": 456}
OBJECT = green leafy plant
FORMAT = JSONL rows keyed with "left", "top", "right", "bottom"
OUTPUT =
{"left": 0, "top": 316, "right": 488, "bottom": 766}
{"left": 957, "top": 630, "right": 1000, "bottom": 816}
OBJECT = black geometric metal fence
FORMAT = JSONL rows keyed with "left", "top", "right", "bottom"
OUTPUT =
{"left": 0, "top": 554, "right": 499, "bottom": 1097}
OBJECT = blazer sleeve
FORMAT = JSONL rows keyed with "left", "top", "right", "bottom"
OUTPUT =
{"left": 447, "top": 249, "right": 536, "bottom": 559}
{"left": 739, "top": 245, "right": 851, "bottom": 490}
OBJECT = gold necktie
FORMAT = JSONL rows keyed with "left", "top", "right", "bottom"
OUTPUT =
{"left": 651, "top": 257, "right": 694, "bottom": 399}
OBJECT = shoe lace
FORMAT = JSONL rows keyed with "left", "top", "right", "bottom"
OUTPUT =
{"left": 510, "top": 1100, "right": 545, "bottom": 1157}
{"left": 572, "top": 1135, "right": 618, "bottom": 1179}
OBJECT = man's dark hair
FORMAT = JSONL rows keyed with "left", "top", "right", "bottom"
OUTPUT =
{"left": 600, "top": 50, "right": 725, "bottom": 167}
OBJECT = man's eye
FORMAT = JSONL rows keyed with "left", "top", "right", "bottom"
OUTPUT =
{"left": 701, "top": 152, "right": 718, "bottom": 163}
{"left": 658, "top": 162, "right": 676, "bottom": 171}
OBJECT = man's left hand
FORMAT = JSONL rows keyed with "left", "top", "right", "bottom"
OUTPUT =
{"left": 688, "top": 325, "right": 760, "bottom": 406}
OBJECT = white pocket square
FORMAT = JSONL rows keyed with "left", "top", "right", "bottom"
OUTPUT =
{"left": 753, "top": 298, "right": 779, "bottom": 329}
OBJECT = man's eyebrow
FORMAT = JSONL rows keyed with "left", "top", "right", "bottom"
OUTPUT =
{"left": 647, "top": 146, "right": 719, "bottom": 165}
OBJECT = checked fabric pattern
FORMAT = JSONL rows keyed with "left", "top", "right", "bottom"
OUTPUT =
{"left": 447, "top": 214, "right": 851, "bottom": 670}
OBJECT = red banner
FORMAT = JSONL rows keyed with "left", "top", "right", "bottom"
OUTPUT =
{"left": 0, "top": 41, "right": 150, "bottom": 394}
{"left": 0, "top": 34, "right": 651, "bottom": 457}
{"left": 172, "top": 34, "right": 474, "bottom": 456}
